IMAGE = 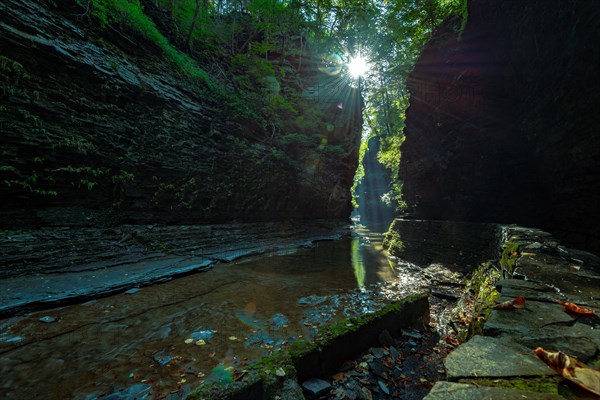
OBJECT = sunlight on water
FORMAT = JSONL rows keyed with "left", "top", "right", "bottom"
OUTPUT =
{"left": 351, "top": 237, "right": 366, "bottom": 289}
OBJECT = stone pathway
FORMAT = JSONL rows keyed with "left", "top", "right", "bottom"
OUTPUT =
{"left": 425, "top": 226, "right": 600, "bottom": 400}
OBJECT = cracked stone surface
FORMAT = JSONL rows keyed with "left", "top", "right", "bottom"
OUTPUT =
{"left": 444, "top": 335, "right": 556, "bottom": 379}
{"left": 424, "top": 382, "right": 565, "bottom": 400}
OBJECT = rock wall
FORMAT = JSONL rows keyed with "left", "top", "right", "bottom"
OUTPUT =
{"left": 400, "top": 0, "right": 600, "bottom": 253}
{"left": 0, "top": 0, "right": 361, "bottom": 227}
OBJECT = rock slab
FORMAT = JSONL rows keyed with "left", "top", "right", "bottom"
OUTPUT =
{"left": 424, "top": 382, "right": 565, "bottom": 400}
{"left": 444, "top": 335, "right": 555, "bottom": 379}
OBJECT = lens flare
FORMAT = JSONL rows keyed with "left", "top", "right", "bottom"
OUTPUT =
{"left": 348, "top": 56, "right": 369, "bottom": 77}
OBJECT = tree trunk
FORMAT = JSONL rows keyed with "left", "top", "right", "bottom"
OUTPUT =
{"left": 186, "top": 0, "right": 202, "bottom": 51}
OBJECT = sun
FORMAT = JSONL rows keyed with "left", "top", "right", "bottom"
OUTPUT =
{"left": 348, "top": 56, "right": 369, "bottom": 77}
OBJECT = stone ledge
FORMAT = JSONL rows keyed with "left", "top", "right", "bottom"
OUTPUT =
{"left": 424, "top": 381, "right": 565, "bottom": 400}
{"left": 444, "top": 335, "right": 556, "bottom": 380}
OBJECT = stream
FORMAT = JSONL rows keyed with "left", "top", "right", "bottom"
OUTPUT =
{"left": 0, "top": 223, "right": 462, "bottom": 400}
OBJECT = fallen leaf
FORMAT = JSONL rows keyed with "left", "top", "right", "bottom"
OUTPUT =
{"left": 360, "top": 387, "right": 373, "bottom": 400}
{"left": 494, "top": 296, "right": 526, "bottom": 310}
{"left": 444, "top": 337, "right": 460, "bottom": 347}
{"left": 556, "top": 301, "right": 595, "bottom": 316}
{"left": 332, "top": 372, "right": 347, "bottom": 384}
{"left": 233, "top": 370, "right": 247, "bottom": 381}
{"left": 184, "top": 338, "right": 193, "bottom": 344}
{"left": 195, "top": 339, "right": 206, "bottom": 346}
{"left": 208, "top": 352, "right": 216, "bottom": 359}
{"left": 535, "top": 347, "right": 600, "bottom": 396}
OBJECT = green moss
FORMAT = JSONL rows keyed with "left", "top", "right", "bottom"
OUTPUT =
{"left": 458, "top": 376, "right": 561, "bottom": 394}
{"left": 314, "top": 295, "right": 425, "bottom": 345}
{"left": 288, "top": 339, "right": 316, "bottom": 360}
{"left": 383, "top": 221, "right": 404, "bottom": 255}
{"left": 186, "top": 381, "right": 234, "bottom": 400}
{"left": 500, "top": 240, "right": 520, "bottom": 276}
{"left": 459, "top": 262, "right": 501, "bottom": 341}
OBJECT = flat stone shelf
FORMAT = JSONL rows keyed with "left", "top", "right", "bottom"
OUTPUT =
{"left": 426, "top": 225, "right": 600, "bottom": 400}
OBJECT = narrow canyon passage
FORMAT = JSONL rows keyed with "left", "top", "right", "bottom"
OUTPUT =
{"left": 2, "top": 0, "right": 600, "bottom": 399}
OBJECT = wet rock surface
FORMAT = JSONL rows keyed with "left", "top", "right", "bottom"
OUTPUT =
{"left": 0, "top": 220, "right": 349, "bottom": 317}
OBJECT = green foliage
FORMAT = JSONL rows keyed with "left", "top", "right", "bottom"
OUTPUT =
{"left": 500, "top": 240, "right": 520, "bottom": 276}
{"left": 1, "top": 162, "right": 59, "bottom": 197}
{"left": 78, "top": 0, "right": 211, "bottom": 85}
{"left": 381, "top": 182, "right": 406, "bottom": 211}
{"left": 0, "top": 55, "right": 30, "bottom": 96}
{"left": 461, "top": 262, "right": 501, "bottom": 340}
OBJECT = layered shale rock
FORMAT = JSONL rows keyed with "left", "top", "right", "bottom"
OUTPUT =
{"left": 0, "top": 0, "right": 361, "bottom": 227}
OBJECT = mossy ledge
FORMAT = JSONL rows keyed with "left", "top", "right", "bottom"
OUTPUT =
{"left": 187, "top": 293, "right": 429, "bottom": 400}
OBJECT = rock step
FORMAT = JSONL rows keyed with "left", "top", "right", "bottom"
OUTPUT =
{"left": 424, "top": 381, "right": 565, "bottom": 400}
{"left": 444, "top": 335, "right": 556, "bottom": 380}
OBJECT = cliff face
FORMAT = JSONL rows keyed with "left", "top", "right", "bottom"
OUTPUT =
{"left": 0, "top": 0, "right": 361, "bottom": 227}
{"left": 400, "top": 0, "right": 600, "bottom": 252}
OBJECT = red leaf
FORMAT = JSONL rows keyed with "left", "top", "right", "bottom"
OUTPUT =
{"left": 556, "top": 301, "right": 595, "bottom": 316}
{"left": 494, "top": 296, "right": 526, "bottom": 310}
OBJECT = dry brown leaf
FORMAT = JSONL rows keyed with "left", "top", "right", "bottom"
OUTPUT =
{"left": 332, "top": 372, "right": 347, "bottom": 384}
{"left": 494, "top": 296, "right": 526, "bottom": 310}
{"left": 534, "top": 347, "right": 600, "bottom": 396}
{"left": 556, "top": 301, "right": 595, "bottom": 316}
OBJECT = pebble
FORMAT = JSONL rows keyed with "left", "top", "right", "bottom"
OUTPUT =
{"left": 371, "top": 347, "right": 385, "bottom": 358}
{"left": 367, "top": 361, "right": 387, "bottom": 378}
{"left": 302, "top": 378, "right": 331, "bottom": 397}
{"left": 152, "top": 352, "right": 173, "bottom": 366}
{"left": 401, "top": 328, "right": 423, "bottom": 340}
{"left": 377, "top": 380, "right": 390, "bottom": 395}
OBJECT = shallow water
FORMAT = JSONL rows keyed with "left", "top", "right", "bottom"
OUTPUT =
{"left": 0, "top": 225, "right": 428, "bottom": 399}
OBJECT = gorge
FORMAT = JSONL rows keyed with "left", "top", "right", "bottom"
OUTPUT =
{"left": 1, "top": 0, "right": 600, "bottom": 399}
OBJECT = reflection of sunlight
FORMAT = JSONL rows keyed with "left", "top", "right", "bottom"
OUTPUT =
{"left": 208, "top": 363, "right": 233, "bottom": 383}
{"left": 234, "top": 301, "right": 265, "bottom": 329}
{"left": 351, "top": 238, "right": 366, "bottom": 289}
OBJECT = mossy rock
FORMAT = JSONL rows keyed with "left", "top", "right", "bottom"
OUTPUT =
{"left": 458, "top": 376, "right": 562, "bottom": 395}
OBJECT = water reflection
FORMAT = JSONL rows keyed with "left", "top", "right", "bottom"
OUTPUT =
{"left": 351, "top": 238, "right": 366, "bottom": 289}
